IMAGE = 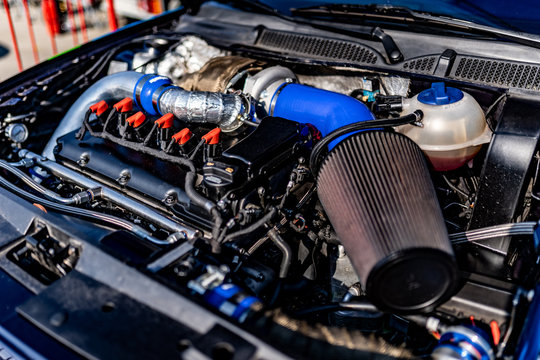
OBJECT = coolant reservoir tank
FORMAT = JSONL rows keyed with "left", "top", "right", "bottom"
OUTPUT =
{"left": 397, "top": 83, "right": 491, "bottom": 171}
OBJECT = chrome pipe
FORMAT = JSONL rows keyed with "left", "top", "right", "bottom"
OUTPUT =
{"left": 42, "top": 71, "right": 143, "bottom": 160}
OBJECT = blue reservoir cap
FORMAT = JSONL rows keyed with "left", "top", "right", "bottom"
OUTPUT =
{"left": 418, "top": 82, "right": 463, "bottom": 105}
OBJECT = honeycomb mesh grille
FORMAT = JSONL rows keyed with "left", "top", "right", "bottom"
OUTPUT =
{"left": 257, "top": 29, "right": 378, "bottom": 64}
{"left": 452, "top": 57, "right": 540, "bottom": 90}
{"left": 403, "top": 56, "right": 437, "bottom": 73}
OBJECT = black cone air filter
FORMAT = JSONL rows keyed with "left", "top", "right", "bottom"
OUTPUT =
{"left": 317, "top": 131, "right": 457, "bottom": 313}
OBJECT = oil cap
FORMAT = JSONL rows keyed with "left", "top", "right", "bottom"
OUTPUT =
{"left": 418, "top": 82, "right": 463, "bottom": 105}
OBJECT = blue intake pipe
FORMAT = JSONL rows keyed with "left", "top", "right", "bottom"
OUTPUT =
{"left": 515, "top": 285, "right": 540, "bottom": 360}
{"left": 270, "top": 83, "right": 375, "bottom": 148}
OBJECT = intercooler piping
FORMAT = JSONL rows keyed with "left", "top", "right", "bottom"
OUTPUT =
{"left": 42, "top": 71, "right": 248, "bottom": 159}
{"left": 269, "top": 82, "right": 375, "bottom": 149}
{"left": 43, "top": 72, "right": 142, "bottom": 160}
{"left": 245, "top": 66, "right": 376, "bottom": 150}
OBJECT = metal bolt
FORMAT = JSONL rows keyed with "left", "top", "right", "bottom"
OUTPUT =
{"left": 77, "top": 152, "right": 90, "bottom": 167}
{"left": 174, "top": 260, "right": 193, "bottom": 277}
{"left": 217, "top": 200, "right": 227, "bottom": 210}
{"left": 116, "top": 169, "right": 131, "bottom": 186}
{"left": 49, "top": 311, "right": 68, "bottom": 327}
{"left": 163, "top": 190, "right": 178, "bottom": 206}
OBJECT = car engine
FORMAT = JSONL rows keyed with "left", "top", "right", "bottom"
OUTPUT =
{"left": 0, "top": 6, "right": 539, "bottom": 359}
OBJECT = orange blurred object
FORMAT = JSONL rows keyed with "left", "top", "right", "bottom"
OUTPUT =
{"left": 490, "top": 321, "right": 501, "bottom": 345}
{"left": 3, "top": 0, "right": 23, "bottom": 71}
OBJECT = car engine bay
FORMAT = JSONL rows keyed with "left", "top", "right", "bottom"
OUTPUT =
{"left": 0, "top": 3, "right": 539, "bottom": 359}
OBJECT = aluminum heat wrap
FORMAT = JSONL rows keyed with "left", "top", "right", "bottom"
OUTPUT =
{"left": 159, "top": 88, "right": 244, "bottom": 132}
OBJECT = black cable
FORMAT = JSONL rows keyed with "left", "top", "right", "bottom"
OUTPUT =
{"left": 0, "top": 160, "right": 79, "bottom": 205}
{"left": 278, "top": 187, "right": 290, "bottom": 209}
{"left": 309, "top": 110, "right": 423, "bottom": 175}
{"left": 189, "top": 139, "right": 206, "bottom": 161}
{"left": 183, "top": 168, "right": 223, "bottom": 253}
{"left": 75, "top": 109, "right": 92, "bottom": 139}
{"left": 442, "top": 175, "right": 470, "bottom": 199}
{"left": 377, "top": 75, "right": 390, "bottom": 95}
{"left": 484, "top": 92, "right": 506, "bottom": 132}
{"left": 295, "top": 183, "right": 316, "bottom": 210}
{"left": 87, "top": 129, "right": 197, "bottom": 170}
{"left": 103, "top": 108, "right": 118, "bottom": 132}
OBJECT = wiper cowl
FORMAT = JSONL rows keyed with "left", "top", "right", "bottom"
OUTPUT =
{"left": 372, "top": 26, "right": 403, "bottom": 63}
{"left": 291, "top": 3, "right": 540, "bottom": 50}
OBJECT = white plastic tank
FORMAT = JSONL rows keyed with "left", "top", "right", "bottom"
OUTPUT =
{"left": 398, "top": 83, "right": 491, "bottom": 171}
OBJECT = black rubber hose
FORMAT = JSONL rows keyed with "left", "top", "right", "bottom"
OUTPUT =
{"left": 184, "top": 171, "right": 214, "bottom": 212}
{"left": 184, "top": 169, "right": 222, "bottom": 252}
{"left": 309, "top": 110, "right": 423, "bottom": 175}
{"left": 222, "top": 207, "right": 277, "bottom": 244}
{"left": 267, "top": 228, "right": 292, "bottom": 278}
{"left": 210, "top": 208, "right": 223, "bottom": 253}
{"left": 0, "top": 173, "right": 134, "bottom": 231}
{"left": 0, "top": 160, "right": 84, "bottom": 205}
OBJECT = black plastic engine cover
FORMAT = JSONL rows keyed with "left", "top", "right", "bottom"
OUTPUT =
{"left": 55, "top": 130, "right": 192, "bottom": 208}
{"left": 54, "top": 117, "right": 300, "bottom": 223}
{"left": 221, "top": 117, "right": 300, "bottom": 179}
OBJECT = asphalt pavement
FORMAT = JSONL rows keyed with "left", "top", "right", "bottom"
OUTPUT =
{"left": 0, "top": 2, "right": 111, "bottom": 81}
